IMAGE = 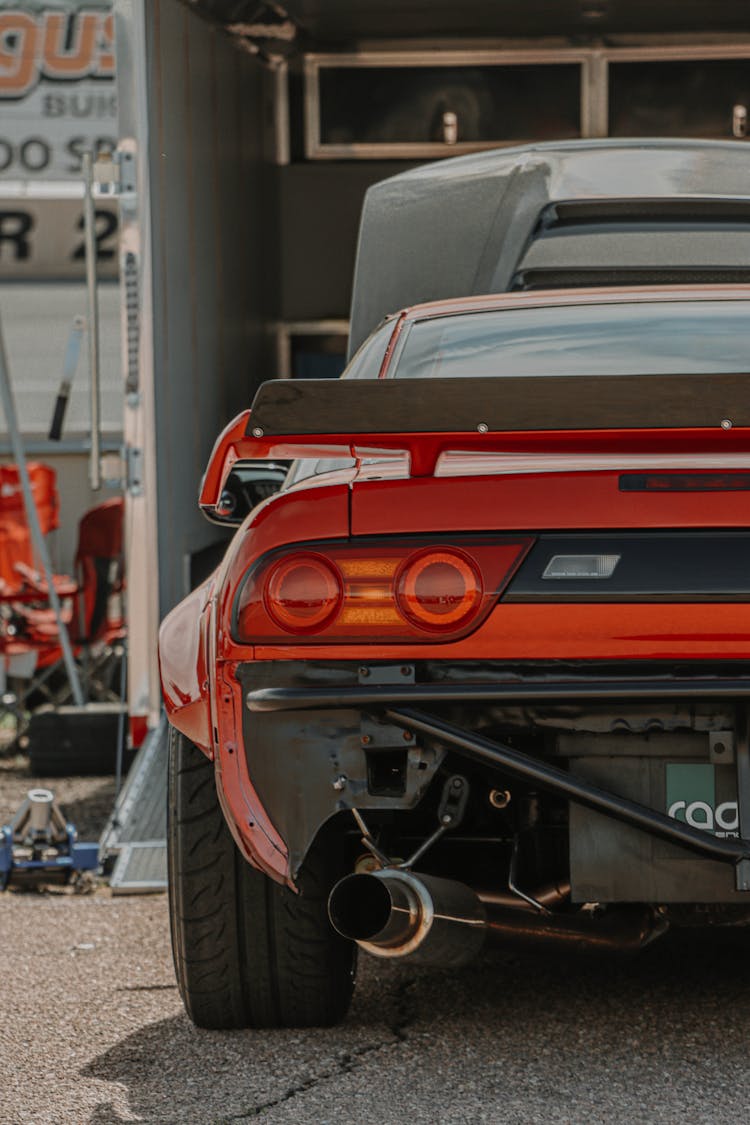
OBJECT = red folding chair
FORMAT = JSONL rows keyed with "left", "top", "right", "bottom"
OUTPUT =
{"left": 0, "top": 463, "right": 59, "bottom": 597}
{"left": 3, "top": 497, "right": 125, "bottom": 717}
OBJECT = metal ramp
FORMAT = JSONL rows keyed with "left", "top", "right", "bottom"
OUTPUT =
{"left": 109, "top": 842, "right": 168, "bottom": 893}
{"left": 100, "top": 715, "right": 169, "bottom": 893}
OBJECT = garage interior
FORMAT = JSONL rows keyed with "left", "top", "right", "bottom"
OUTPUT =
{"left": 182, "top": 0, "right": 750, "bottom": 377}
{"left": 106, "top": 0, "right": 750, "bottom": 887}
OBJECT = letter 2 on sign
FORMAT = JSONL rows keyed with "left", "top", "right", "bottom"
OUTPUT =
{"left": 72, "top": 210, "right": 118, "bottom": 262}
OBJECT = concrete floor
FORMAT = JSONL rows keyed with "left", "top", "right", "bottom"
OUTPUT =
{"left": 3, "top": 753, "right": 750, "bottom": 1124}
{"left": 5, "top": 888, "right": 750, "bottom": 1124}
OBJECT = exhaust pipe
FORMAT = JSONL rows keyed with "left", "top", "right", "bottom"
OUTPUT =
{"left": 484, "top": 903, "right": 668, "bottom": 956}
{"left": 329, "top": 870, "right": 668, "bottom": 965}
{"left": 328, "top": 869, "right": 486, "bottom": 967}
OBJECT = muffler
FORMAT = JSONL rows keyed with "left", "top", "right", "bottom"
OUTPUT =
{"left": 328, "top": 869, "right": 487, "bottom": 967}
{"left": 329, "top": 869, "right": 669, "bottom": 965}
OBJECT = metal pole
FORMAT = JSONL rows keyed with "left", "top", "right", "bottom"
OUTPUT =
{"left": 0, "top": 311, "right": 85, "bottom": 707}
{"left": 114, "top": 642, "right": 128, "bottom": 800}
{"left": 83, "top": 151, "right": 102, "bottom": 491}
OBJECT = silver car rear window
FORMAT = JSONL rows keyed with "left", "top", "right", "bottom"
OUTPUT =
{"left": 393, "top": 300, "right": 750, "bottom": 378}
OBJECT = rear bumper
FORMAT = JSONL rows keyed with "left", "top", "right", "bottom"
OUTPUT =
{"left": 235, "top": 659, "right": 750, "bottom": 886}
{"left": 246, "top": 674, "right": 750, "bottom": 712}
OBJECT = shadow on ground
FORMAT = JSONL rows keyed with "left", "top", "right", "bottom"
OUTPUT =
{"left": 0, "top": 752, "right": 117, "bottom": 839}
{"left": 55, "top": 778, "right": 118, "bottom": 837}
{"left": 81, "top": 927, "right": 750, "bottom": 1124}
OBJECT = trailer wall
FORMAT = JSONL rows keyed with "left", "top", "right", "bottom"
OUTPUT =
{"left": 120, "top": 1, "right": 750, "bottom": 725}
{"left": 116, "top": 0, "right": 270, "bottom": 721}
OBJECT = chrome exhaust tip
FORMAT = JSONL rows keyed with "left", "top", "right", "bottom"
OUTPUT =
{"left": 328, "top": 869, "right": 486, "bottom": 967}
{"left": 329, "top": 869, "right": 669, "bottom": 965}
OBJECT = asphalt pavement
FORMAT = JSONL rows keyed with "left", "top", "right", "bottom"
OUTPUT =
{"left": 3, "top": 750, "right": 750, "bottom": 1124}
{"left": 4, "top": 885, "right": 750, "bottom": 1124}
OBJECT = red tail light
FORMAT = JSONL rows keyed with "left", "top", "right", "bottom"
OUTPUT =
{"left": 234, "top": 537, "right": 532, "bottom": 643}
{"left": 264, "top": 553, "right": 343, "bottom": 634}
{"left": 396, "top": 548, "right": 482, "bottom": 632}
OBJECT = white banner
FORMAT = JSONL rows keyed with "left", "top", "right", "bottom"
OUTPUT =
{"left": 0, "top": 3, "right": 116, "bottom": 181}
{"left": 0, "top": 195, "right": 118, "bottom": 277}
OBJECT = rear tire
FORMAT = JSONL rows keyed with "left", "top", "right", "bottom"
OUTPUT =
{"left": 167, "top": 725, "right": 356, "bottom": 1029}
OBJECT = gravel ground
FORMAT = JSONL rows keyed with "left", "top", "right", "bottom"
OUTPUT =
{"left": 3, "top": 758, "right": 750, "bottom": 1124}
{"left": 0, "top": 752, "right": 117, "bottom": 839}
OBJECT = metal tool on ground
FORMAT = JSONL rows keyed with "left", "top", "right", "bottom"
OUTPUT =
{"left": 0, "top": 788, "right": 98, "bottom": 890}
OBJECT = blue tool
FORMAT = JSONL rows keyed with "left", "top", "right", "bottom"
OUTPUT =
{"left": 0, "top": 788, "right": 99, "bottom": 890}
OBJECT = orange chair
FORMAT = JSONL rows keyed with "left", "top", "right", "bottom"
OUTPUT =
{"left": 2, "top": 497, "right": 125, "bottom": 712}
{"left": 9, "top": 497, "right": 124, "bottom": 644}
{"left": 0, "top": 464, "right": 59, "bottom": 597}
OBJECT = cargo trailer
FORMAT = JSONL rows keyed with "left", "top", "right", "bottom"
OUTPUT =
{"left": 112, "top": 0, "right": 750, "bottom": 738}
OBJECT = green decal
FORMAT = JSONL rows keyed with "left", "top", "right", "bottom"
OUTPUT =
{"left": 666, "top": 763, "right": 715, "bottom": 827}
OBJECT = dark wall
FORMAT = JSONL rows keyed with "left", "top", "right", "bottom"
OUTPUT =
{"left": 274, "top": 162, "right": 418, "bottom": 321}
{"left": 195, "top": 1, "right": 750, "bottom": 40}
{"left": 146, "top": 0, "right": 269, "bottom": 612}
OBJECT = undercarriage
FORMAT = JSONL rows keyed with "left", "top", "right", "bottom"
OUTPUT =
{"left": 240, "top": 659, "right": 750, "bottom": 963}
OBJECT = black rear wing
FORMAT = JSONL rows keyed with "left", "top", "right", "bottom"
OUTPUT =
{"left": 199, "top": 374, "right": 750, "bottom": 512}
{"left": 250, "top": 374, "right": 750, "bottom": 435}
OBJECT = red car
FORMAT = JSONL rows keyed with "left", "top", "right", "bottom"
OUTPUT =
{"left": 160, "top": 285, "right": 750, "bottom": 1028}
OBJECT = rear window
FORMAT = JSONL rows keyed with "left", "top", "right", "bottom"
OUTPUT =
{"left": 342, "top": 320, "right": 393, "bottom": 379}
{"left": 392, "top": 300, "right": 750, "bottom": 378}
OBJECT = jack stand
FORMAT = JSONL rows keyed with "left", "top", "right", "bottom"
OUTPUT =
{"left": 0, "top": 788, "right": 99, "bottom": 890}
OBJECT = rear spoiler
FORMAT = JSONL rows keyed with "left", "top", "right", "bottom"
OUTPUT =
{"left": 199, "top": 374, "right": 750, "bottom": 513}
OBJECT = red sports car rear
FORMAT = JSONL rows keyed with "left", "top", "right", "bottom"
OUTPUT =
{"left": 160, "top": 287, "right": 750, "bottom": 1028}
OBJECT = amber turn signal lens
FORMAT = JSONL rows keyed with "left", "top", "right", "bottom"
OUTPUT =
{"left": 396, "top": 548, "right": 483, "bottom": 632}
{"left": 235, "top": 536, "right": 534, "bottom": 643}
{"left": 264, "top": 552, "right": 343, "bottom": 634}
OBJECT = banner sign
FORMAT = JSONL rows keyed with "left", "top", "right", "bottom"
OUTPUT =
{"left": 0, "top": 195, "right": 118, "bottom": 277}
{"left": 0, "top": 3, "right": 116, "bottom": 181}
